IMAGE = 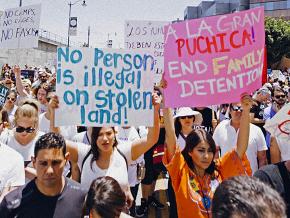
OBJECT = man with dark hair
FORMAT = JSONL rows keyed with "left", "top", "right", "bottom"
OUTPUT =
{"left": 263, "top": 87, "right": 287, "bottom": 150}
{"left": 254, "top": 160, "right": 290, "bottom": 217}
{"left": 0, "top": 132, "right": 87, "bottom": 218}
{"left": 212, "top": 176, "right": 286, "bottom": 218}
{"left": 213, "top": 101, "right": 268, "bottom": 172}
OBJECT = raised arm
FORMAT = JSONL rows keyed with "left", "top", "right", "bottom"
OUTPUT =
{"left": 13, "top": 66, "right": 29, "bottom": 98}
{"left": 163, "top": 107, "right": 177, "bottom": 162}
{"left": 131, "top": 93, "right": 160, "bottom": 161}
{"left": 236, "top": 94, "right": 252, "bottom": 159}
{"left": 48, "top": 95, "right": 60, "bottom": 134}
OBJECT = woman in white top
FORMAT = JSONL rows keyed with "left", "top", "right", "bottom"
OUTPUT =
{"left": 0, "top": 99, "right": 44, "bottom": 180}
{"left": 174, "top": 107, "right": 203, "bottom": 153}
{"left": 64, "top": 93, "right": 161, "bottom": 207}
{"left": 3, "top": 90, "right": 18, "bottom": 128}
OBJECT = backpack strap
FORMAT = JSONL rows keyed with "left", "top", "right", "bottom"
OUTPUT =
{"left": 277, "top": 162, "right": 290, "bottom": 205}
{"left": 81, "top": 149, "right": 92, "bottom": 174}
{"left": 117, "top": 147, "right": 128, "bottom": 170}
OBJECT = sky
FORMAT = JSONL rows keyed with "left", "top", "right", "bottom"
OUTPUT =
{"left": 0, "top": 0, "right": 206, "bottom": 48}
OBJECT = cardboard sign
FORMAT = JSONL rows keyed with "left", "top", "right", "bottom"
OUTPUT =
{"left": 125, "top": 20, "right": 169, "bottom": 84}
{"left": 264, "top": 103, "right": 290, "bottom": 139}
{"left": 56, "top": 47, "right": 155, "bottom": 127}
{"left": 163, "top": 7, "right": 265, "bottom": 107}
{"left": 0, "top": 4, "right": 41, "bottom": 49}
{"left": 0, "top": 85, "right": 9, "bottom": 107}
{"left": 21, "top": 69, "right": 35, "bottom": 81}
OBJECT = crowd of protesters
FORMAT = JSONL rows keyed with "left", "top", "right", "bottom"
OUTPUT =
{"left": 0, "top": 63, "right": 289, "bottom": 218}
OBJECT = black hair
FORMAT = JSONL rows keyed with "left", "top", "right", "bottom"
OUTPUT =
{"left": 181, "top": 129, "right": 216, "bottom": 175}
{"left": 272, "top": 86, "right": 286, "bottom": 97}
{"left": 34, "top": 132, "right": 66, "bottom": 157}
{"left": 174, "top": 116, "right": 196, "bottom": 138}
{"left": 83, "top": 176, "right": 126, "bottom": 218}
{"left": 212, "top": 176, "right": 286, "bottom": 218}
{"left": 90, "top": 127, "right": 118, "bottom": 169}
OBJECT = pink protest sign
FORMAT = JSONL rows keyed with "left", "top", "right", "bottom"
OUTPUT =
{"left": 163, "top": 7, "right": 265, "bottom": 107}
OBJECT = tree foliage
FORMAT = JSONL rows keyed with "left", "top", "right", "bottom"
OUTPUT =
{"left": 265, "top": 17, "right": 290, "bottom": 69}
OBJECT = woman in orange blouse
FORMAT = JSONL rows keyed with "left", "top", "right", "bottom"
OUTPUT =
{"left": 162, "top": 94, "right": 252, "bottom": 218}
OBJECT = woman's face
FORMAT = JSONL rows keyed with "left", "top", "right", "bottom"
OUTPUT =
{"left": 5, "top": 92, "right": 16, "bottom": 107}
{"left": 37, "top": 88, "right": 48, "bottom": 104}
{"left": 14, "top": 116, "right": 37, "bottom": 144}
{"left": 179, "top": 115, "right": 194, "bottom": 129}
{"left": 189, "top": 141, "right": 214, "bottom": 172}
{"left": 96, "top": 127, "right": 115, "bottom": 153}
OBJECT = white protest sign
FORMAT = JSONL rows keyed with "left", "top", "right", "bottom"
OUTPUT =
{"left": 272, "top": 70, "right": 280, "bottom": 80}
{"left": 56, "top": 47, "right": 155, "bottom": 127}
{"left": 0, "top": 4, "right": 41, "bottom": 49}
{"left": 125, "top": 20, "right": 169, "bottom": 84}
{"left": 264, "top": 103, "right": 290, "bottom": 140}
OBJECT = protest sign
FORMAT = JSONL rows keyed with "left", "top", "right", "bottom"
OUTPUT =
{"left": 21, "top": 69, "right": 35, "bottom": 81}
{"left": 56, "top": 47, "right": 155, "bottom": 127}
{"left": 125, "top": 20, "right": 169, "bottom": 84}
{"left": 264, "top": 103, "right": 290, "bottom": 140}
{"left": 0, "top": 85, "right": 9, "bottom": 107}
{"left": 163, "top": 7, "right": 265, "bottom": 107}
{"left": 0, "top": 4, "right": 41, "bottom": 49}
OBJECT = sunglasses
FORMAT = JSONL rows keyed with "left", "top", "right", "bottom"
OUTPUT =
{"left": 274, "top": 95, "right": 286, "bottom": 99}
{"left": 180, "top": 115, "right": 194, "bottom": 119}
{"left": 7, "top": 96, "right": 16, "bottom": 101}
{"left": 231, "top": 105, "right": 243, "bottom": 112}
{"left": 15, "top": 126, "right": 36, "bottom": 133}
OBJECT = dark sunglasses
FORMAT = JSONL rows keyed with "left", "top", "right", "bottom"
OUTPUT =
{"left": 274, "top": 95, "right": 286, "bottom": 99}
{"left": 15, "top": 126, "right": 36, "bottom": 133}
{"left": 180, "top": 115, "right": 194, "bottom": 119}
{"left": 7, "top": 96, "right": 15, "bottom": 101}
{"left": 231, "top": 105, "right": 243, "bottom": 112}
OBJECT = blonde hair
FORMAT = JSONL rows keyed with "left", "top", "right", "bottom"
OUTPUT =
{"left": 14, "top": 99, "right": 40, "bottom": 127}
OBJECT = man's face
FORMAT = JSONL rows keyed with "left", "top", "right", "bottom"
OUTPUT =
{"left": 33, "top": 148, "right": 68, "bottom": 188}
{"left": 273, "top": 91, "right": 286, "bottom": 106}
{"left": 230, "top": 102, "right": 243, "bottom": 122}
{"left": 39, "top": 73, "right": 47, "bottom": 82}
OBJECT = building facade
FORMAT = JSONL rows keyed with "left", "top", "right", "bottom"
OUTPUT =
{"left": 185, "top": 0, "right": 290, "bottom": 20}
{"left": 250, "top": 0, "right": 290, "bottom": 20}
{"left": 184, "top": 0, "right": 249, "bottom": 20}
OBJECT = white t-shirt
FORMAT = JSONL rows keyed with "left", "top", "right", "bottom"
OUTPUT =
{"left": 38, "top": 113, "right": 77, "bottom": 140}
{"left": 7, "top": 105, "right": 18, "bottom": 127}
{"left": 277, "top": 137, "right": 290, "bottom": 161}
{"left": 0, "top": 129, "right": 44, "bottom": 161}
{"left": 0, "top": 143, "right": 25, "bottom": 189}
{"left": 77, "top": 142, "right": 132, "bottom": 191}
{"left": 117, "top": 127, "right": 143, "bottom": 187}
{"left": 213, "top": 120, "right": 268, "bottom": 172}
{"left": 72, "top": 131, "right": 90, "bottom": 144}
{"left": 39, "top": 103, "right": 48, "bottom": 114}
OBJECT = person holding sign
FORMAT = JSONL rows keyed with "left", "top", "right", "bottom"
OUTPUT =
{"left": 49, "top": 92, "right": 161, "bottom": 210}
{"left": 162, "top": 93, "right": 252, "bottom": 218}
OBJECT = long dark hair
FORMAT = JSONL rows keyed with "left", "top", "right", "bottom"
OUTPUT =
{"left": 82, "top": 176, "right": 126, "bottom": 218}
{"left": 174, "top": 116, "right": 196, "bottom": 138}
{"left": 181, "top": 129, "right": 217, "bottom": 175}
{"left": 90, "top": 127, "right": 118, "bottom": 168}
